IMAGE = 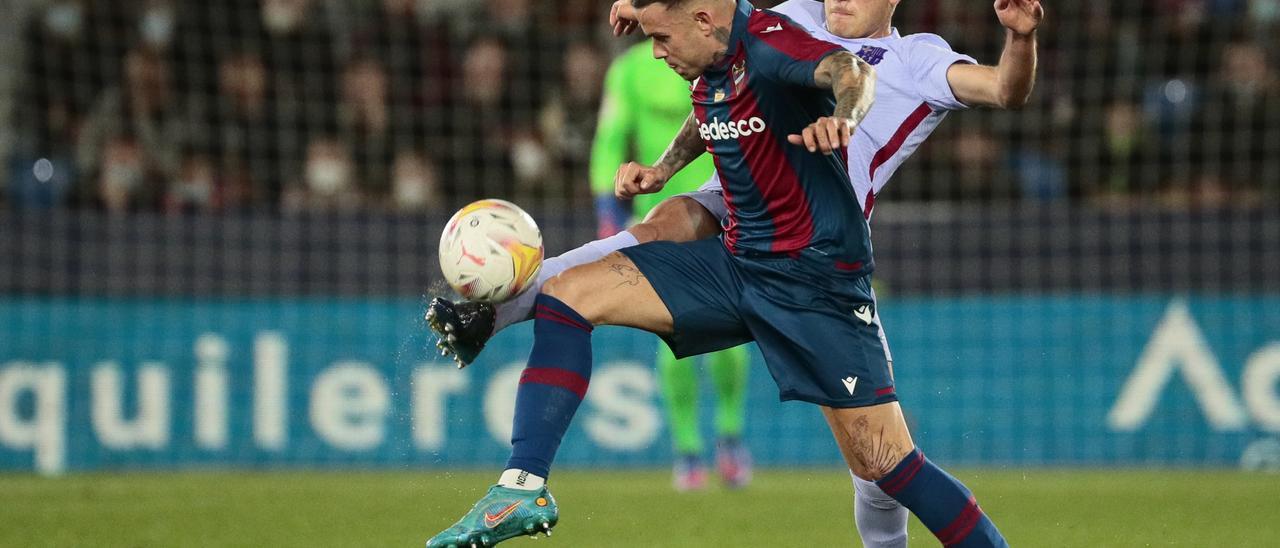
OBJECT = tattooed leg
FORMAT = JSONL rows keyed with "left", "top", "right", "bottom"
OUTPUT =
{"left": 821, "top": 403, "right": 915, "bottom": 481}
{"left": 541, "top": 252, "right": 673, "bottom": 333}
{"left": 608, "top": 260, "right": 647, "bottom": 288}
{"left": 824, "top": 402, "right": 1009, "bottom": 547}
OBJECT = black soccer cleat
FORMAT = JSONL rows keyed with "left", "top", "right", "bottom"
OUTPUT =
{"left": 426, "top": 297, "right": 496, "bottom": 368}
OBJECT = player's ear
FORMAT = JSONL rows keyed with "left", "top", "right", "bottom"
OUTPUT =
{"left": 691, "top": 8, "right": 714, "bottom": 35}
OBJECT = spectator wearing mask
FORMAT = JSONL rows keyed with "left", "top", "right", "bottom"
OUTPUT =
{"left": 389, "top": 151, "right": 444, "bottom": 213}
{"left": 93, "top": 134, "right": 160, "bottom": 212}
{"left": 77, "top": 47, "right": 190, "bottom": 209}
{"left": 283, "top": 136, "right": 360, "bottom": 212}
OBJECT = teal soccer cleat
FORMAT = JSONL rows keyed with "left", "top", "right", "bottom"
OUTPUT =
{"left": 426, "top": 485, "right": 559, "bottom": 548}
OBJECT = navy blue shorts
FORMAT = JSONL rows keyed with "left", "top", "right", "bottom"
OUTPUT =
{"left": 619, "top": 238, "right": 896, "bottom": 408}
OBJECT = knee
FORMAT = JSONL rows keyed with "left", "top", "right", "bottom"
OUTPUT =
{"left": 539, "top": 264, "right": 598, "bottom": 322}
{"left": 626, "top": 221, "right": 662, "bottom": 244}
{"left": 850, "top": 463, "right": 888, "bottom": 483}
{"left": 633, "top": 196, "right": 720, "bottom": 243}
{"left": 627, "top": 212, "right": 685, "bottom": 244}
{"left": 540, "top": 271, "right": 579, "bottom": 303}
{"left": 847, "top": 441, "right": 913, "bottom": 483}
{"left": 826, "top": 404, "right": 915, "bottom": 483}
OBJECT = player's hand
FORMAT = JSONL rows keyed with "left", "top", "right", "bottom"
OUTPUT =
{"left": 610, "top": 0, "right": 640, "bottom": 36}
{"left": 787, "top": 117, "right": 855, "bottom": 155}
{"left": 614, "top": 162, "right": 670, "bottom": 199}
{"left": 994, "top": 0, "right": 1043, "bottom": 36}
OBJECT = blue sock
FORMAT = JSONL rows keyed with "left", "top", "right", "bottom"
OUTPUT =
{"left": 876, "top": 448, "right": 1007, "bottom": 547}
{"left": 506, "top": 295, "right": 594, "bottom": 478}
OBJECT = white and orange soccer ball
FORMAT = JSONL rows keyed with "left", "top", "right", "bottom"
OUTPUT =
{"left": 438, "top": 199, "right": 544, "bottom": 303}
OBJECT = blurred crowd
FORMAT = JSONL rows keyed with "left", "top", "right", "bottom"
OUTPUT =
{"left": 895, "top": 0, "right": 1280, "bottom": 206}
{"left": 4, "top": 0, "right": 1279, "bottom": 214}
{"left": 8, "top": 0, "right": 609, "bottom": 213}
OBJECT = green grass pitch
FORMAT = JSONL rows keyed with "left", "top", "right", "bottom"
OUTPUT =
{"left": 2, "top": 469, "right": 1277, "bottom": 546}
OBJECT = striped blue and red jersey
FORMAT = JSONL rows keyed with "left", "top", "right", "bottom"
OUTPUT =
{"left": 692, "top": 0, "right": 873, "bottom": 274}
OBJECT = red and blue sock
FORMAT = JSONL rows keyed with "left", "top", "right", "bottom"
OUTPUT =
{"left": 876, "top": 448, "right": 1007, "bottom": 547}
{"left": 506, "top": 295, "right": 594, "bottom": 478}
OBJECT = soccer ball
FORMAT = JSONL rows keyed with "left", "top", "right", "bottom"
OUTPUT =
{"left": 439, "top": 199, "right": 544, "bottom": 303}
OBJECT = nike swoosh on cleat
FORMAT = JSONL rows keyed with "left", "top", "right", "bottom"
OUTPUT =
{"left": 483, "top": 501, "right": 521, "bottom": 528}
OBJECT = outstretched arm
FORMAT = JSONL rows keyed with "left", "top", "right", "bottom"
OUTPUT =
{"left": 946, "top": 0, "right": 1043, "bottom": 109}
{"left": 614, "top": 113, "right": 704, "bottom": 199}
{"left": 788, "top": 51, "right": 877, "bottom": 154}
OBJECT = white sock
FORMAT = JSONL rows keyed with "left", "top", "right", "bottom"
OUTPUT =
{"left": 493, "top": 230, "right": 641, "bottom": 332}
{"left": 498, "top": 468, "right": 546, "bottom": 490}
{"left": 852, "top": 472, "right": 908, "bottom": 548}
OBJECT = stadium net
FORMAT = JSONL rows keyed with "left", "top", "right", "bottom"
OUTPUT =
{"left": 1, "top": 0, "right": 1279, "bottom": 474}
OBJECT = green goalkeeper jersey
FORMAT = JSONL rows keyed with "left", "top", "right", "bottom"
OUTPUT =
{"left": 590, "top": 42, "right": 716, "bottom": 220}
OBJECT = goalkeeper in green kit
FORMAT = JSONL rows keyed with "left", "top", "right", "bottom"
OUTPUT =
{"left": 589, "top": 41, "right": 751, "bottom": 492}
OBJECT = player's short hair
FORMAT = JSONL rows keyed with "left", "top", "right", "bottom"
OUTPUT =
{"left": 630, "top": 0, "right": 691, "bottom": 9}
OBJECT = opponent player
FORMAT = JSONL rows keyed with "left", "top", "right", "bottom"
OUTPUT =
{"left": 426, "top": 0, "right": 1020, "bottom": 546}
{"left": 591, "top": 40, "right": 752, "bottom": 492}
{"left": 428, "top": 0, "right": 1040, "bottom": 546}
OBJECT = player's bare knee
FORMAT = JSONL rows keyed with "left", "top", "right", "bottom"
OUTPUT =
{"left": 634, "top": 196, "right": 719, "bottom": 243}
{"left": 626, "top": 221, "right": 661, "bottom": 244}
{"left": 848, "top": 440, "right": 911, "bottom": 482}
{"left": 539, "top": 254, "right": 633, "bottom": 324}
{"left": 826, "top": 405, "right": 915, "bottom": 482}
{"left": 540, "top": 269, "right": 591, "bottom": 313}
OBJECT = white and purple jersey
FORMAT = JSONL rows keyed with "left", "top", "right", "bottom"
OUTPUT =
{"left": 696, "top": 0, "right": 976, "bottom": 220}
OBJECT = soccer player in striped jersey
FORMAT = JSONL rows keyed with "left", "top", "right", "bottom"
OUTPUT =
{"left": 432, "top": 0, "right": 1041, "bottom": 375}
{"left": 426, "top": 1, "right": 1040, "bottom": 546}
{"left": 592, "top": 41, "right": 754, "bottom": 493}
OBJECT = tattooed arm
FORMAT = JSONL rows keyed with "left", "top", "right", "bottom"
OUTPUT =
{"left": 816, "top": 52, "right": 876, "bottom": 128}
{"left": 613, "top": 0, "right": 738, "bottom": 199}
{"left": 787, "top": 51, "right": 877, "bottom": 154}
{"left": 614, "top": 112, "right": 704, "bottom": 199}
{"left": 652, "top": 112, "right": 706, "bottom": 186}
{"left": 613, "top": 7, "right": 735, "bottom": 200}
